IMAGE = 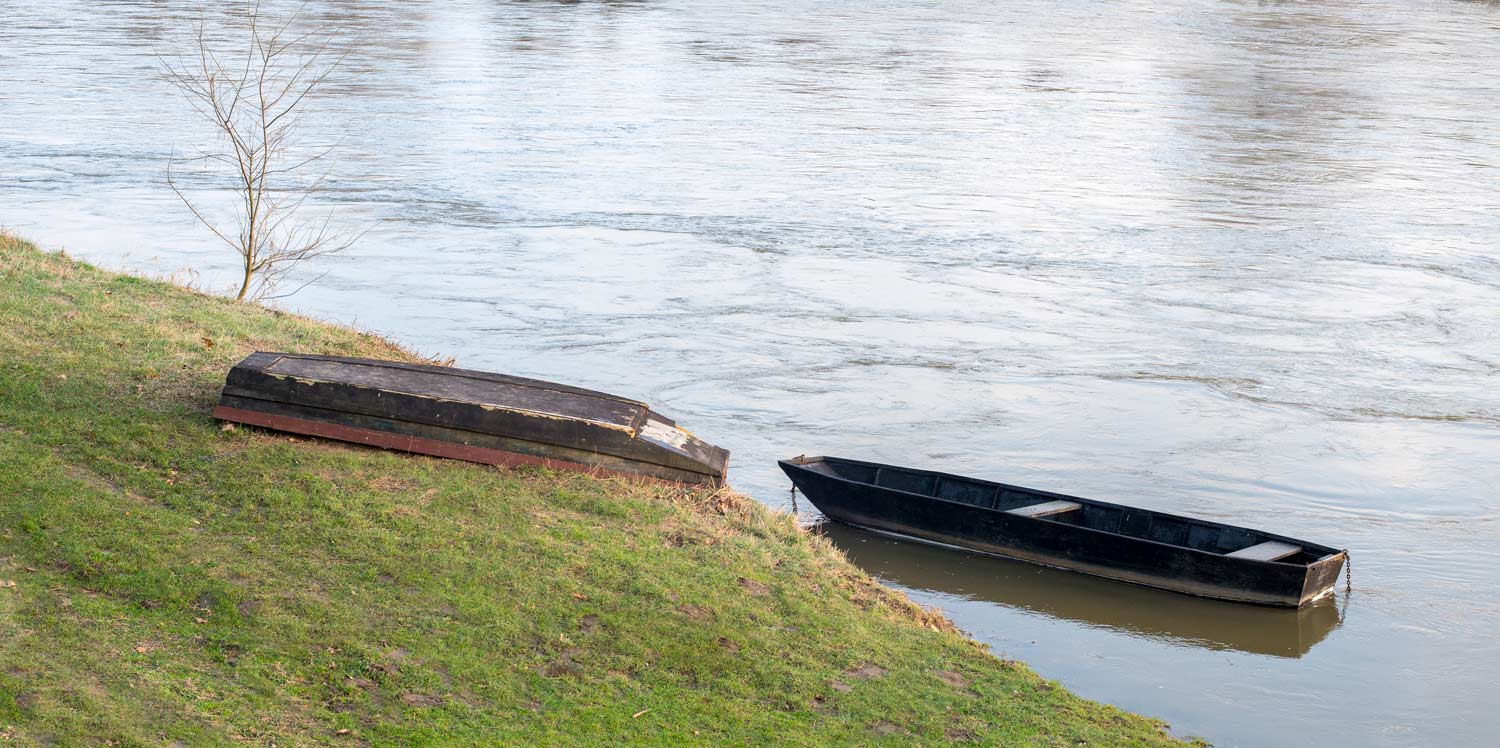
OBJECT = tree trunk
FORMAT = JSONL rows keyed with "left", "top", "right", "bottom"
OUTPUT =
{"left": 235, "top": 266, "right": 253, "bottom": 302}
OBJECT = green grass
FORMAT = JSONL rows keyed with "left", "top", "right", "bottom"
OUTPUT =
{"left": 0, "top": 233, "right": 1198, "bottom": 747}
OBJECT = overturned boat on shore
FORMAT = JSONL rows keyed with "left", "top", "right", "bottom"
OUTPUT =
{"left": 214, "top": 352, "right": 729, "bottom": 486}
{"left": 780, "top": 455, "right": 1346, "bottom": 607}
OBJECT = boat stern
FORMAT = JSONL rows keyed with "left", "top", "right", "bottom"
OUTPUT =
{"left": 1299, "top": 550, "right": 1347, "bottom": 605}
{"left": 636, "top": 413, "right": 730, "bottom": 486}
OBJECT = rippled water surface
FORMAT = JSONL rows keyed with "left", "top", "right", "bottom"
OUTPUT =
{"left": 4, "top": 1, "right": 1499, "bottom": 745}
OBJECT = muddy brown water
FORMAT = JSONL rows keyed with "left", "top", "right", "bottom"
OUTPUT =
{"left": 3, "top": 1, "right": 1499, "bottom": 745}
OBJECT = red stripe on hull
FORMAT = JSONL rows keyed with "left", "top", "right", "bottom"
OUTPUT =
{"left": 211, "top": 405, "right": 716, "bottom": 487}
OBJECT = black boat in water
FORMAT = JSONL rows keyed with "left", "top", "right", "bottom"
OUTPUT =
{"left": 780, "top": 456, "right": 1346, "bottom": 607}
{"left": 214, "top": 352, "right": 729, "bottom": 486}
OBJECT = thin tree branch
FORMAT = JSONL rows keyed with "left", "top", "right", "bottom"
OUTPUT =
{"left": 157, "top": 0, "right": 358, "bottom": 302}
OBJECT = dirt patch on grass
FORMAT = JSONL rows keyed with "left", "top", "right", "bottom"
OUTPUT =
{"left": 368, "top": 476, "right": 415, "bottom": 492}
{"left": 542, "top": 648, "right": 586, "bottom": 678}
{"left": 676, "top": 604, "right": 713, "bottom": 620}
{"left": 399, "top": 693, "right": 444, "bottom": 708}
{"left": 661, "top": 525, "right": 719, "bottom": 548}
{"left": 737, "top": 577, "right": 771, "bottom": 596}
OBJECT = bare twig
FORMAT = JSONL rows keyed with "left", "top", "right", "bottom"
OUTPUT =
{"left": 159, "top": 1, "right": 356, "bottom": 302}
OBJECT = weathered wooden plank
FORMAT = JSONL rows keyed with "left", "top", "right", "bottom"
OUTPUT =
{"left": 1226, "top": 541, "right": 1302, "bottom": 562}
{"left": 264, "top": 355, "right": 647, "bottom": 430}
{"left": 215, "top": 395, "right": 715, "bottom": 482}
{"left": 245, "top": 352, "right": 647, "bottom": 405}
{"left": 213, "top": 406, "right": 714, "bottom": 486}
{"left": 1005, "top": 500, "right": 1082, "bottom": 518}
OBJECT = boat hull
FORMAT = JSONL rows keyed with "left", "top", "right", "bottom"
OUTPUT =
{"left": 781, "top": 457, "right": 1345, "bottom": 607}
{"left": 215, "top": 352, "right": 728, "bottom": 486}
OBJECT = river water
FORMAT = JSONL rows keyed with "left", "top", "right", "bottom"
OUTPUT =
{"left": 3, "top": 1, "right": 1498, "bottom": 745}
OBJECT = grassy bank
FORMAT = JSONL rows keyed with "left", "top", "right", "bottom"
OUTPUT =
{"left": 0, "top": 233, "right": 1195, "bottom": 747}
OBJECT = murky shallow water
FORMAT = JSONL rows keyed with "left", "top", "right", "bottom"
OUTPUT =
{"left": 4, "top": 1, "right": 1499, "bottom": 745}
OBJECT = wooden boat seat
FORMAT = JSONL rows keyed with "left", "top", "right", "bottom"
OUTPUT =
{"left": 1225, "top": 540, "right": 1301, "bottom": 562}
{"left": 1007, "top": 500, "right": 1082, "bottom": 519}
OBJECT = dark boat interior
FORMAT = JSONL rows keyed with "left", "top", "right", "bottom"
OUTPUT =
{"left": 793, "top": 457, "right": 1336, "bottom": 566}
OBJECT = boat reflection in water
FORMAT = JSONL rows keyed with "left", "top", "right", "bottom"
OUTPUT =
{"left": 818, "top": 522, "right": 1342, "bottom": 659}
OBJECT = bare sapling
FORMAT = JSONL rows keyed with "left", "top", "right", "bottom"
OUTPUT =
{"left": 160, "top": 2, "right": 358, "bottom": 302}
